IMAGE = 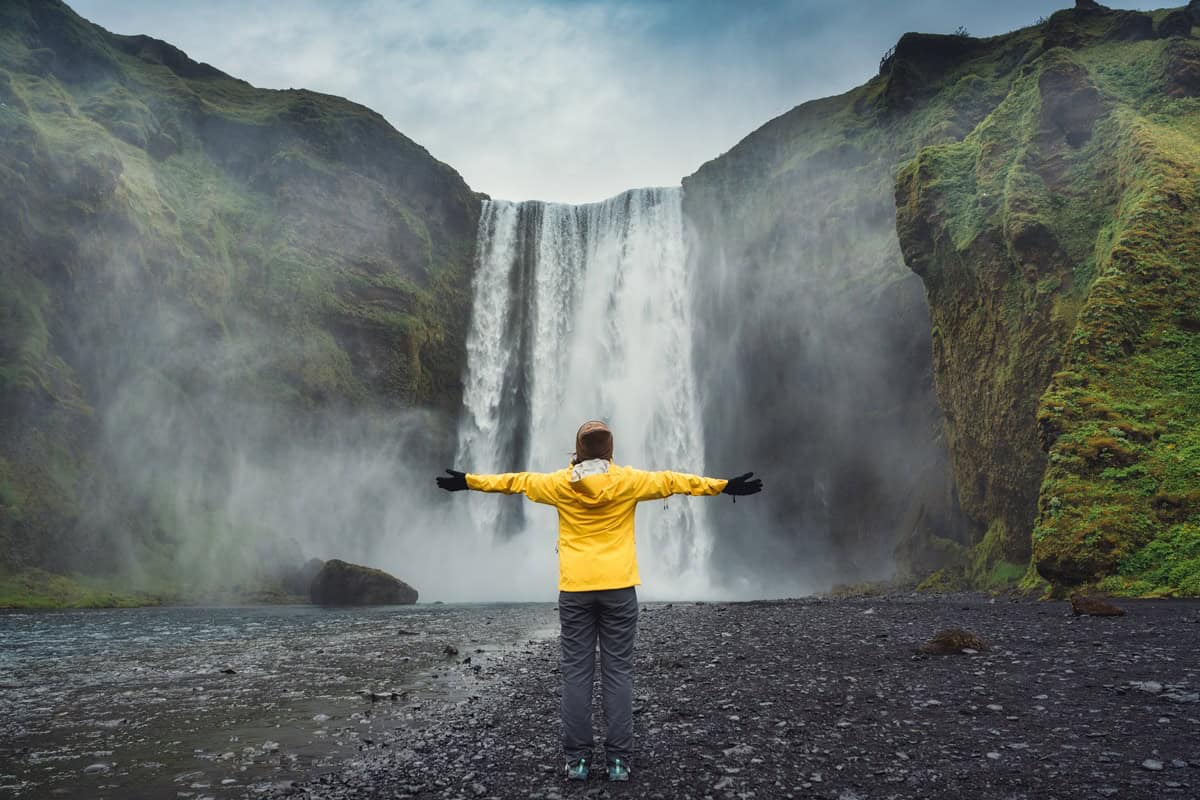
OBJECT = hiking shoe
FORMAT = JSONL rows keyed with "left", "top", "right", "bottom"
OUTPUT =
{"left": 565, "top": 757, "right": 590, "bottom": 781}
{"left": 607, "top": 758, "right": 630, "bottom": 782}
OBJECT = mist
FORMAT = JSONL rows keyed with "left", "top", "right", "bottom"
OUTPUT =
{"left": 65, "top": 171, "right": 951, "bottom": 602}
{"left": 69, "top": 274, "right": 563, "bottom": 600}
{"left": 683, "top": 132, "right": 964, "bottom": 594}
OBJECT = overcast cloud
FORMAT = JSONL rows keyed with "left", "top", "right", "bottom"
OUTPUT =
{"left": 71, "top": 0, "right": 1162, "bottom": 203}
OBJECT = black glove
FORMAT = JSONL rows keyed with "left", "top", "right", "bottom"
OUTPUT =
{"left": 436, "top": 468, "right": 468, "bottom": 492}
{"left": 722, "top": 472, "right": 762, "bottom": 501}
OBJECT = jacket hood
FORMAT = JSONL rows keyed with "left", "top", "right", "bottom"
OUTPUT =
{"left": 568, "top": 459, "right": 619, "bottom": 504}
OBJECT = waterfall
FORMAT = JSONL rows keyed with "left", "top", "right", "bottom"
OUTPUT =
{"left": 457, "top": 187, "right": 713, "bottom": 596}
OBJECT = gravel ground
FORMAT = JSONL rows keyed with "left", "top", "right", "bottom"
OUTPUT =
{"left": 259, "top": 595, "right": 1200, "bottom": 800}
{"left": 0, "top": 604, "right": 558, "bottom": 799}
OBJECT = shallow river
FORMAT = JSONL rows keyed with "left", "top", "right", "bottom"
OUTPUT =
{"left": 0, "top": 603, "right": 558, "bottom": 799}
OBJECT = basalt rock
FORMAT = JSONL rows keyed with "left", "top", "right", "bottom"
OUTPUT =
{"left": 1037, "top": 52, "right": 1107, "bottom": 148}
{"left": 1070, "top": 594, "right": 1126, "bottom": 617}
{"left": 309, "top": 559, "right": 418, "bottom": 606}
{"left": 918, "top": 628, "right": 989, "bottom": 655}
{"left": 881, "top": 33, "right": 986, "bottom": 112}
{"left": 1164, "top": 38, "right": 1200, "bottom": 98}
{"left": 1157, "top": 9, "right": 1195, "bottom": 38}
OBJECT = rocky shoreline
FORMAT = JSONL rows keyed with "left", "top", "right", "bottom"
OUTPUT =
{"left": 0, "top": 603, "right": 558, "bottom": 799}
{"left": 259, "top": 594, "right": 1200, "bottom": 800}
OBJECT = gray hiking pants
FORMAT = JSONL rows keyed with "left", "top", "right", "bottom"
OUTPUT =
{"left": 558, "top": 586, "right": 638, "bottom": 766}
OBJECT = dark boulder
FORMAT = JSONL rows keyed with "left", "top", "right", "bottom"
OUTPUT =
{"left": 1157, "top": 10, "right": 1194, "bottom": 39}
{"left": 1038, "top": 51, "right": 1107, "bottom": 148}
{"left": 918, "top": 628, "right": 988, "bottom": 655}
{"left": 881, "top": 32, "right": 985, "bottom": 111}
{"left": 1164, "top": 39, "right": 1200, "bottom": 98}
{"left": 1070, "top": 594, "right": 1126, "bottom": 617}
{"left": 309, "top": 559, "right": 418, "bottom": 606}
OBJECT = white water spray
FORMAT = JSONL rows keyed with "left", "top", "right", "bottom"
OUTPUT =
{"left": 457, "top": 188, "right": 715, "bottom": 598}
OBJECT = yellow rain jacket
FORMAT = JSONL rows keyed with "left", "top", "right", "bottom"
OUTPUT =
{"left": 467, "top": 464, "right": 728, "bottom": 591}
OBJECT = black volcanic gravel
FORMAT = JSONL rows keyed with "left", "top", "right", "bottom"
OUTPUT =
{"left": 258, "top": 595, "right": 1200, "bottom": 800}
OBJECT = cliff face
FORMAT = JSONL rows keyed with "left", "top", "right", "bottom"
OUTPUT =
{"left": 896, "top": 3, "right": 1200, "bottom": 594}
{"left": 0, "top": 0, "right": 481, "bottom": 591}
{"left": 4, "top": 1, "right": 1195, "bottom": 601}
{"left": 686, "top": 2, "right": 1200, "bottom": 595}
{"left": 681, "top": 30, "right": 1031, "bottom": 590}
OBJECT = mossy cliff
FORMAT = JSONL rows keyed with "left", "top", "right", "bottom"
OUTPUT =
{"left": 685, "top": 1, "right": 1199, "bottom": 595}
{"left": 682, "top": 20, "right": 1033, "bottom": 589}
{"left": 895, "top": 2, "right": 1200, "bottom": 595}
{"left": 0, "top": 0, "right": 481, "bottom": 602}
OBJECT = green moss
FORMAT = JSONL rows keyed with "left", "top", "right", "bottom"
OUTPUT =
{"left": 0, "top": 567, "right": 172, "bottom": 608}
{"left": 687, "top": 4, "right": 1200, "bottom": 593}
{"left": 1016, "top": 561, "right": 1052, "bottom": 596}
{"left": 962, "top": 519, "right": 1028, "bottom": 588}
{"left": 892, "top": 14, "right": 1200, "bottom": 596}
{"left": 1096, "top": 523, "right": 1200, "bottom": 596}
{"left": 0, "top": 563, "right": 310, "bottom": 608}
{"left": 913, "top": 518, "right": 1033, "bottom": 592}
{"left": 916, "top": 566, "right": 967, "bottom": 593}
{"left": 0, "top": 0, "right": 481, "bottom": 589}
{"left": 1032, "top": 97, "right": 1200, "bottom": 593}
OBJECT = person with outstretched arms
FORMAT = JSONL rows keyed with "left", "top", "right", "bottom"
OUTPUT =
{"left": 436, "top": 419, "right": 763, "bottom": 783}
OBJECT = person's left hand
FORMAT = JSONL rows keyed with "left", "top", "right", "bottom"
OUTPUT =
{"left": 436, "top": 468, "right": 468, "bottom": 492}
{"left": 722, "top": 472, "right": 762, "bottom": 497}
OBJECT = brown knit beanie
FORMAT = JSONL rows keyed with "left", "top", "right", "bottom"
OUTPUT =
{"left": 573, "top": 420, "right": 613, "bottom": 464}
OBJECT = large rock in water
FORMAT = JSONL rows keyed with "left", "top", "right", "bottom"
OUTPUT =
{"left": 309, "top": 560, "right": 418, "bottom": 606}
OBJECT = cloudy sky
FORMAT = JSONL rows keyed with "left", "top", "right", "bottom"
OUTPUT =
{"left": 72, "top": 0, "right": 1161, "bottom": 203}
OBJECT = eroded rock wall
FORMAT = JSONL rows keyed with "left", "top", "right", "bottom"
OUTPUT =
{"left": 896, "top": 5, "right": 1200, "bottom": 593}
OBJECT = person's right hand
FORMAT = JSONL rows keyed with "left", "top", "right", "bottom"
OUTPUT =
{"left": 722, "top": 472, "right": 762, "bottom": 496}
{"left": 436, "top": 469, "right": 469, "bottom": 492}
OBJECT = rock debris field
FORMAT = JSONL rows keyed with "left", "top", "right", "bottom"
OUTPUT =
{"left": 262, "top": 595, "right": 1200, "bottom": 800}
{"left": 0, "top": 604, "right": 559, "bottom": 799}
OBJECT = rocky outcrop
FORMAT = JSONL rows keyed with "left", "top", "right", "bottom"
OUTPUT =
{"left": 894, "top": 47, "right": 1115, "bottom": 580}
{"left": 0, "top": 0, "right": 480, "bottom": 587}
{"left": 880, "top": 33, "right": 987, "bottom": 112}
{"left": 681, "top": 10, "right": 1036, "bottom": 589}
{"left": 309, "top": 559, "right": 418, "bottom": 605}
{"left": 896, "top": 10, "right": 1200, "bottom": 595}
{"left": 684, "top": 2, "right": 1198, "bottom": 596}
